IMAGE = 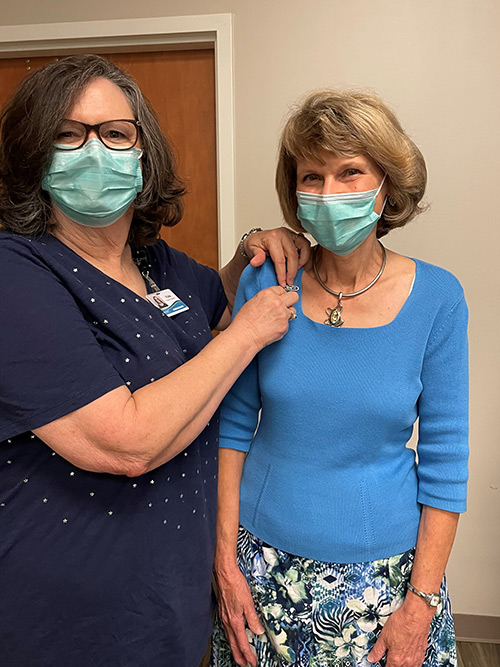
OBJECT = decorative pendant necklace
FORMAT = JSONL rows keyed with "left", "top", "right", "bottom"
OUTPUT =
{"left": 313, "top": 242, "right": 387, "bottom": 327}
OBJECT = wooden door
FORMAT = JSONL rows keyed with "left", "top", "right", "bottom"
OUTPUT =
{"left": 0, "top": 50, "right": 218, "bottom": 269}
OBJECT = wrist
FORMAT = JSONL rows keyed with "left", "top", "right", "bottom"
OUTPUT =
{"left": 215, "top": 550, "right": 239, "bottom": 577}
{"left": 404, "top": 588, "right": 440, "bottom": 618}
{"left": 240, "top": 227, "right": 263, "bottom": 260}
{"left": 218, "top": 323, "right": 261, "bottom": 360}
{"left": 406, "top": 581, "right": 441, "bottom": 609}
{"left": 223, "top": 317, "right": 263, "bottom": 358}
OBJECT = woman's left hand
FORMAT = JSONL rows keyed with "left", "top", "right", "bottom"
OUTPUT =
{"left": 367, "top": 598, "right": 435, "bottom": 667}
{"left": 244, "top": 228, "right": 311, "bottom": 287}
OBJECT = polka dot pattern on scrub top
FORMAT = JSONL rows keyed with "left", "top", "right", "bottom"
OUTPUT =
{"left": 0, "top": 232, "right": 227, "bottom": 666}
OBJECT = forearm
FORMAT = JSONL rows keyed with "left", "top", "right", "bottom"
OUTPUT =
{"left": 35, "top": 326, "right": 257, "bottom": 476}
{"left": 408, "top": 505, "right": 459, "bottom": 599}
{"left": 387, "top": 507, "right": 459, "bottom": 638}
{"left": 215, "top": 448, "right": 246, "bottom": 572}
{"left": 213, "top": 448, "right": 263, "bottom": 666}
{"left": 126, "top": 330, "right": 259, "bottom": 470}
{"left": 399, "top": 504, "right": 460, "bottom": 622}
{"left": 35, "top": 285, "right": 297, "bottom": 476}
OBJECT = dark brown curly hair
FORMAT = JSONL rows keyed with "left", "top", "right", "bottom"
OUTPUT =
{"left": 0, "top": 54, "right": 186, "bottom": 246}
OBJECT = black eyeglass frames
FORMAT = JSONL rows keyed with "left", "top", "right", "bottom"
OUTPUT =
{"left": 54, "top": 119, "right": 141, "bottom": 151}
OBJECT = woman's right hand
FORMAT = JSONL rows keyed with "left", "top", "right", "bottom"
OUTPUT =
{"left": 215, "top": 562, "right": 264, "bottom": 667}
{"left": 230, "top": 286, "right": 299, "bottom": 352}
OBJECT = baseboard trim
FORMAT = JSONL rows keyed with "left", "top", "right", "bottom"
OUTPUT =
{"left": 454, "top": 613, "right": 500, "bottom": 644}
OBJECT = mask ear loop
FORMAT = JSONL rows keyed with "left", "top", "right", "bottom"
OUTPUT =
{"left": 378, "top": 196, "right": 389, "bottom": 217}
{"left": 375, "top": 173, "right": 387, "bottom": 195}
{"left": 375, "top": 174, "right": 388, "bottom": 216}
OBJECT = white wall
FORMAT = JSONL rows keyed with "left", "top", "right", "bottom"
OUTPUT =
{"left": 2, "top": 0, "right": 499, "bottom": 617}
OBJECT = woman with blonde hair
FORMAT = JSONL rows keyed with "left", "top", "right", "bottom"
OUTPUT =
{"left": 212, "top": 90, "right": 468, "bottom": 667}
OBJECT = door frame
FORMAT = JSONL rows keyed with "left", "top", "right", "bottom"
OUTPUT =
{"left": 0, "top": 14, "right": 235, "bottom": 266}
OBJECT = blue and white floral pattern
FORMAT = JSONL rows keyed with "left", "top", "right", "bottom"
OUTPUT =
{"left": 211, "top": 527, "right": 457, "bottom": 667}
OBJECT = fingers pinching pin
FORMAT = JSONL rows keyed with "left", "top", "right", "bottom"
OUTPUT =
{"left": 288, "top": 308, "right": 297, "bottom": 321}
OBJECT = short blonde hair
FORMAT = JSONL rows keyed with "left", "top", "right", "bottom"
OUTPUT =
{"left": 275, "top": 89, "right": 427, "bottom": 236}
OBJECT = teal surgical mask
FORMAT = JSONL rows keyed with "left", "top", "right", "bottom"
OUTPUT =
{"left": 296, "top": 175, "right": 386, "bottom": 256}
{"left": 42, "top": 139, "right": 143, "bottom": 227}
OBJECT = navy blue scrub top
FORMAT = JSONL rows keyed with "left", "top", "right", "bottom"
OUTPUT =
{"left": 0, "top": 232, "right": 227, "bottom": 667}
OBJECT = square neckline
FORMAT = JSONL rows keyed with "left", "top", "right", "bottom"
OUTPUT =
{"left": 295, "top": 257, "right": 418, "bottom": 331}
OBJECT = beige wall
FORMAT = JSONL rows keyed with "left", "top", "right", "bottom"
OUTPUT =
{"left": 2, "top": 1, "right": 499, "bottom": 617}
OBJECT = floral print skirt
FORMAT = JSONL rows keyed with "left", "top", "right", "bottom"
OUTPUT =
{"left": 211, "top": 527, "right": 457, "bottom": 667}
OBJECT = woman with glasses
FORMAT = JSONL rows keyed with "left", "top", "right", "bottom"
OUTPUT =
{"left": 0, "top": 55, "right": 307, "bottom": 667}
{"left": 212, "top": 91, "right": 468, "bottom": 667}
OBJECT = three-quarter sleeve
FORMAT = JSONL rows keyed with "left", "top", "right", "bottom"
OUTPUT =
{"left": 219, "top": 264, "right": 262, "bottom": 452}
{"left": 0, "top": 243, "right": 124, "bottom": 440}
{"left": 417, "top": 294, "right": 469, "bottom": 512}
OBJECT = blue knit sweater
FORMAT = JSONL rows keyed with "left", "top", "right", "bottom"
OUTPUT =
{"left": 219, "top": 258, "right": 469, "bottom": 563}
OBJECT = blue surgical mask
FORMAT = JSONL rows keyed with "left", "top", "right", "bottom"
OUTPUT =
{"left": 42, "top": 139, "right": 143, "bottom": 227}
{"left": 296, "top": 175, "right": 386, "bottom": 256}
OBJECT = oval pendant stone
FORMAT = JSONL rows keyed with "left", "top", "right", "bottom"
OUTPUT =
{"left": 325, "top": 307, "right": 344, "bottom": 327}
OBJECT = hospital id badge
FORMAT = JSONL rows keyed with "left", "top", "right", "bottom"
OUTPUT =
{"left": 146, "top": 289, "right": 189, "bottom": 317}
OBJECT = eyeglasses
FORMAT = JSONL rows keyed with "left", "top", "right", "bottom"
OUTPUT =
{"left": 54, "top": 119, "right": 141, "bottom": 151}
